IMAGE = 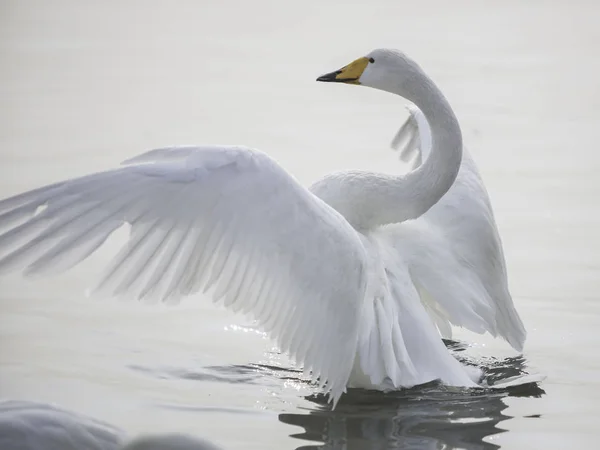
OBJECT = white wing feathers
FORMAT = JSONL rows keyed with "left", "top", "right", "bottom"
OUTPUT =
{"left": 0, "top": 145, "right": 368, "bottom": 404}
{"left": 389, "top": 109, "right": 526, "bottom": 351}
{"left": 390, "top": 105, "right": 431, "bottom": 169}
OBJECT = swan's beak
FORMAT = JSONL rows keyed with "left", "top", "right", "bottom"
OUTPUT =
{"left": 316, "top": 57, "right": 369, "bottom": 85}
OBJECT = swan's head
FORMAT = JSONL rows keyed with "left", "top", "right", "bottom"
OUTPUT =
{"left": 317, "top": 49, "right": 425, "bottom": 98}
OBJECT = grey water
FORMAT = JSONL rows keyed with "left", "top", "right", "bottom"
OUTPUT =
{"left": 1, "top": 1, "right": 599, "bottom": 449}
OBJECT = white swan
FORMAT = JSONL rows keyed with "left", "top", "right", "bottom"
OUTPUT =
{"left": 0, "top": 49, "right": 525, "bottom": 405}
{"left": 0, "top": 400, "right": 221, "bottom": 450}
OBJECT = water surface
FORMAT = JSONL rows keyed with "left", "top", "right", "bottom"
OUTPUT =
{"left": 1, "top": 1, "right": 599, "bottom": 448}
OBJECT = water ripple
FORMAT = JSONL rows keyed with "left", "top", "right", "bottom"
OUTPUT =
{"left": 280, "top": 340, "right": 545, "bottom": 450}
{"left": 128, "top": 339, "right": 544, "bottom": 449}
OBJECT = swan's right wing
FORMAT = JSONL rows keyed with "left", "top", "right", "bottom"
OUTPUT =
{"left": 390, "top": 105, "right": 431, "bottom": 169}
{"left": 389, "top": 109, "right": 526, "bottom": 351}
{"left": 0, "top": 145, "right": 368, "bottom": 403}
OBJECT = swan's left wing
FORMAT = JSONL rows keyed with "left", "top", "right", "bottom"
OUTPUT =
{"left": 0, "top": 145, "right": 368, "bottom": 403}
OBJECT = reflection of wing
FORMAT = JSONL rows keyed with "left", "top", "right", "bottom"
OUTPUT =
{"left": 0, "top": 145, "right": 368, "bottom": 403}
{"left": 280, "top": 387, "right": 510, "bottom": 450}
{"left": 388, "top": 108, "right": 526, "bottom": 350}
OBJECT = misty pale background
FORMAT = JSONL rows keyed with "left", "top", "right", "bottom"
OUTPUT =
{"left": 1, "top": 1, "right": 599, "bottom": 448}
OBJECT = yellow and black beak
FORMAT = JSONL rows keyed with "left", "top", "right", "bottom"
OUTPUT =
{"left": 316, "top": 56, "right": 370, "bottom": 85}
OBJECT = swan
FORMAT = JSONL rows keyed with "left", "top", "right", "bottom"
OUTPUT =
{"left": 0, "top": 49, "right": 526, "bottom": 405}
{"left": 0, "top": 400, "right": 222, "bottom": 450}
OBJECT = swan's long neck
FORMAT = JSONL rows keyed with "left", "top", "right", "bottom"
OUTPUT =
{"left": 311, "top": 63, "right": 462, "bottom": 231}
{"left": 395, "top": 71, "right": 462, "bottom": 222}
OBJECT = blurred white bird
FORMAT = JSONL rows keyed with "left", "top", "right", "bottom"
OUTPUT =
{"left": 0, "top": 400, "right": 221, "bottom": 450}
{"left": 0, "top": 49, "right": 525, "bottom": 405}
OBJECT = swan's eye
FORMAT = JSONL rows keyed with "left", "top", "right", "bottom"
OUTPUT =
{"left": 369, "top": 57, "right": 375, "bottom": 63}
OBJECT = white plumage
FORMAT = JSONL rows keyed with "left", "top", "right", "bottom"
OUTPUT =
{"left": 390, "top": 106, "right": 525, "bottom": 351}
{"left": 0, "top": 49, "right": 525, "bottom": 405}
{"left": 0, "top": 400, "right": 221, "bottom": 450}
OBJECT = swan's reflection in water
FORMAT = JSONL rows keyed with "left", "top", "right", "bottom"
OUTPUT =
{"left": 282, "top": 388, "right": 505, "bottom": 449}
{"left": 133, "top": 341, "right": 544, "bottom": 449}
{"left": 279, "top": 347, "right": 544, "bottom": 450}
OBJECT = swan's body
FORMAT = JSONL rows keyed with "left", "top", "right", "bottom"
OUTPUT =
{"left": 0, "top": 400, "right": 221, "bottom": 450}
{"left": 0, "top": 49, "right": 525, "bottom": 405}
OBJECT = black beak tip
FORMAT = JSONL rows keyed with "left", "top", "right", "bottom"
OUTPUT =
{"left": 316, "top": 71, "right": 339, "bottom": 82}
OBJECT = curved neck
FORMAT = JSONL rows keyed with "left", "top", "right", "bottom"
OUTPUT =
{"left": 312, "top": 65, "right": 463, "bottom": 230}
{"left": 311, "top": 65, "right": 463, "bottom": 231}
{"left": 394, "top": 72, "right": 462, "bottom": 223}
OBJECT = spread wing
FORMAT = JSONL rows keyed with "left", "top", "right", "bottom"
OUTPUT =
{"left": 389, "top": 108, "right": 526, "bottom": 351}
{"left": 0, "top": 145, "right": 368, "bottom": 403}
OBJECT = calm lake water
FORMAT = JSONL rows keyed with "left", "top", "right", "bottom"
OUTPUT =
{"left": 1, "top": 1, "right": 599, "bottom": 448}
